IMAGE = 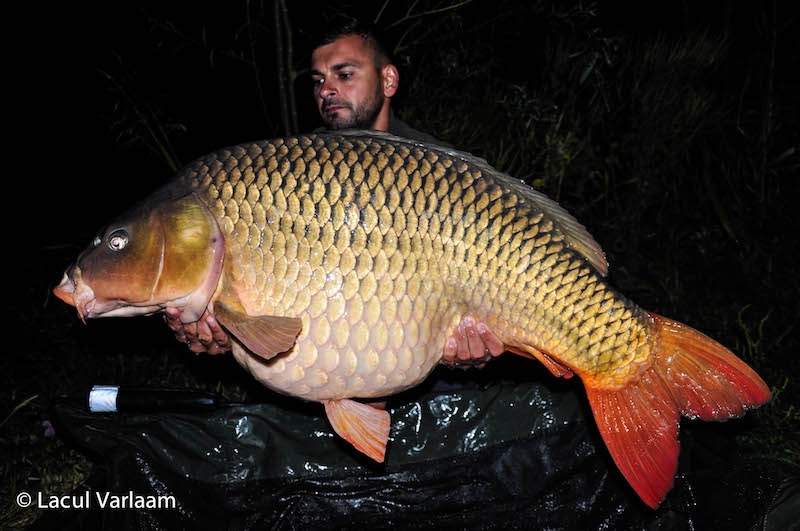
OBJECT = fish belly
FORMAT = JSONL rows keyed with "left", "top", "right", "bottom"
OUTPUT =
{"left": 180, "top": 133, "right": 652, "bottom": 397}
{"left": 230, "top": 279, "right": 472, "bottom": 400}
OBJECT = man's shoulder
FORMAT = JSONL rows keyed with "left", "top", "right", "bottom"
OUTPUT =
{"left": 388, "top": 116, "right": 453, "bottom": 148}
{"left": 312, "top": 117, "right": 453, "bottom": 149}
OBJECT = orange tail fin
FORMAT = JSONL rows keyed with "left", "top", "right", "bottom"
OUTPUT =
{"left": 584, "top": 312, "right": 771, "bottom": 508}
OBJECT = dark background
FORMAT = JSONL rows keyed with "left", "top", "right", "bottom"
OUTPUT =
{"left": 6, "top": 0, "right": 799, "bottom": 527}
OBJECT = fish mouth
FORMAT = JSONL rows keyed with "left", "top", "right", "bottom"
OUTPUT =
{"left": 54, "top": 268, "right": 168, "bottom": 320}
{"left": 53, "top": 268, "right": 96, "bottom": 323}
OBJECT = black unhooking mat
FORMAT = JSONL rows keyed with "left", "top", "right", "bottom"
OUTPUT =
{"left": 33, "top": 376, "right": 798, "bottom": 530}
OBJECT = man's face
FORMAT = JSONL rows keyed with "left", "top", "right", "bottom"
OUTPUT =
{"left": 311, "top": 34, "right": 386, "bottom": 130}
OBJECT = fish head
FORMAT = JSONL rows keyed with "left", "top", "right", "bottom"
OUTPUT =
{"left": 54, "top": 193, "right": 224, "bottom": 322}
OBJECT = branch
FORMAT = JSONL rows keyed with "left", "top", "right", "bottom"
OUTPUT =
{"left": 246, "top": 0, "right": 275, "bottom": 136}
{"left": 386, "top": 0, "right": 474, "bottom": 29}
{"left": 273, "top": 0, "right": 291, "bottom": 136}
{"left": 374, "top": 0, "right": 392, "bottom": 24}
{"left": 278, "top": 0, "right": 298, "bottom": 133}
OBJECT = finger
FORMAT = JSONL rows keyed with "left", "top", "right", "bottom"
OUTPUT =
{"left": 196, "top": 319, "right": 214, "bottom": 347}
{"left": 196, "top": 320, "right": 227, "bottom": 356}
{"left": 205, "top": 343, "right": 224, "bottom": 355}
{"left": 206, "top": 315, "right": 233, "bottom": 350}
{"left": 453, "top": 322, "right": 471, "bottom": 361}
{"left": 477, "top": 322, "right": 505, "bottom": 357}
{"left": 442, "top": 337, "right": 457, "bottom": 364}
{"left": 464, "top": 317, "right": 486, "bottom": 361}
{"left": 165, "top": 311, "right": 189, "bottom": 343}
{"left": 183, "top": 322, "right": 200, "bottom": 345}
{"left": 164, "top": 307, "right": 182, "bottom": 331}
{"left": 188, "top": 341, "right": 210, "bottom": 354}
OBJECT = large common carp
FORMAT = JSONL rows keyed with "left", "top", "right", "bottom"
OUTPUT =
{"left": 54, "top": 131, "right": 770, "bottom": 507}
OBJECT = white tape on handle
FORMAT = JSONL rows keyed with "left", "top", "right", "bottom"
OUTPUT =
{"left": 89, "top": 385, "right": 119, "bottom": 413}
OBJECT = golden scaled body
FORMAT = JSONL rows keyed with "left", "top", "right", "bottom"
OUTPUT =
{"left": 54, "top": 130, "right": 771, "bottom": 506}
{"left": 172, "top": 132, "right": 652, "bottom": 401}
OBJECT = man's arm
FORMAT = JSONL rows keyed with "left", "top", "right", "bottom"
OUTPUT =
{"left": 165, "top": 309, "right": 505, "bottom": 365}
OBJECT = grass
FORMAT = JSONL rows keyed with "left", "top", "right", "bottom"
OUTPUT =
{"left": 0, "top": 396, "right": 92, "bottom": 529}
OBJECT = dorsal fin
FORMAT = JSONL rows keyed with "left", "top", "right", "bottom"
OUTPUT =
{"left": 510, "top": 183, "right": 609, "bottom": 276}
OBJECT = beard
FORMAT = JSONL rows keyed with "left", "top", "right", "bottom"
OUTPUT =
{"left": 322, "top": 84, "right": 385, "bottom": 130}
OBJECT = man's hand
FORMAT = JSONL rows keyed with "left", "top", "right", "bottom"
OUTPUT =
{"left": 441, "top": 315, "right": 505, "bottom": 369}
{"left": 165, "top": 307, "right": 231, "bottom": 355}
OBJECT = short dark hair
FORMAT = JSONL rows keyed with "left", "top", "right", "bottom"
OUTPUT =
{"left": 313, "top": 15, "right": 393, "bottom": 67}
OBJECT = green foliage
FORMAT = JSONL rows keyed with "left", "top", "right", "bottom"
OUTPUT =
{"left": 736, "top": 305, "right": 772, "bottom": 366}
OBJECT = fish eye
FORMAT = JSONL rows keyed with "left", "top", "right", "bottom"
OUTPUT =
{"left": 108, "top": 230, "right": 129, "bottom": 251}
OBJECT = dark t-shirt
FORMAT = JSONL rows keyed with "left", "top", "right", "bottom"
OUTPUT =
{"left": 314, "top": 111, "right": 453, "bottom": 149}
{"left": 386, "top": 115, "right": 453, "bottom": 148}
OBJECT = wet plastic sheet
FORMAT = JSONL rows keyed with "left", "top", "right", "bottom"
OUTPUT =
{"left": 36, "top": 380, "right": 797, "bottom": 530}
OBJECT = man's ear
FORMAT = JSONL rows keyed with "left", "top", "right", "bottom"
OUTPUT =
{"left": 381, "top": 64, "right": 399, "bottom": 97}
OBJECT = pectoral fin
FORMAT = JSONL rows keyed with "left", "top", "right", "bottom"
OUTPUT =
{"left": 213, "top": 301, "right": 302, "bottom": 360}
{"left": 324, "top": 398, "right": 391, "bottom": 462}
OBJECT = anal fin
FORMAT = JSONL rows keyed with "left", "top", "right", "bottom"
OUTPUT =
{"left": 509, "top": 345, "right": 574, "bottom": 379}
{"left": 324, "top": 398, "right": 391, "bottom": 462}
{"left": 213, "top": 301, "right": 302, "bottom": 361}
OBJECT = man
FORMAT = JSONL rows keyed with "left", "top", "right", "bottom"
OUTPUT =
{"left": 166, "top": 20, "right": 504, "bottom": 367}
{"left": 309, "top": 22, "right": 444, "bottom": 144}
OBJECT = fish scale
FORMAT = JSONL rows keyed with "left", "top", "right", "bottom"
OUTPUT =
{"left": 172, "top": 132, "right": 652, "bottom": 400}
{"left": 55, "top": 130, "right": 770, "bottom": 507}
